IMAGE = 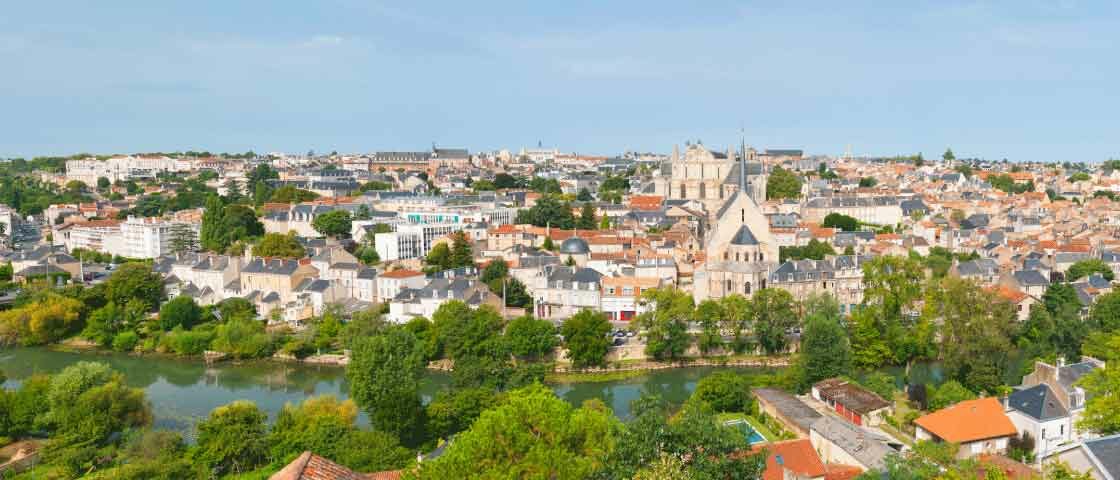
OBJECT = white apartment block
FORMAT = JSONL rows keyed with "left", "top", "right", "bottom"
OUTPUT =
{"left": 374, "top": 222, "right": 461, "bottom": 261}
{"left": 115, "top": 216, "right": 198, "bottom": 259}
{"left": 65, "top": 155, "right": 186, "bottom": 184}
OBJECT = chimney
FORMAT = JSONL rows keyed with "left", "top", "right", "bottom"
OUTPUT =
{"left": 1057, "top": 357, "right": 1066, "bottom": 368}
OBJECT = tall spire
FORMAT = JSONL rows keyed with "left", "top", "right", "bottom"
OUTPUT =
{"left": 739, "top": 129, "right": 747, "bottom": 191}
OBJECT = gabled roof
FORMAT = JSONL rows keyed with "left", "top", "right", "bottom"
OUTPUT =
{"left": 270, "top": 450, "right": 396, "bottom": 480}
{"left": 1007, "top": 384, "right": 1068, "bottom": 421}
{"left": 1082, "top": 434, "right": 1120, "bottom": 480}
{"left": 914, "top": 397, "right": 1017, "bottom": 443}
{"left": 809, "top": 417, "right": 891, "bottom": 470}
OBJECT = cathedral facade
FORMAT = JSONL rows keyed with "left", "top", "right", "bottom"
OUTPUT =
{"left": 652, "top": 140, "right": 779, "bottom": 301}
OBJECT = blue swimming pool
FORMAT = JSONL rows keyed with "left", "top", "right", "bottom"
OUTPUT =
{"left": 725, "top": 419, "right": 767, "bottom": 445}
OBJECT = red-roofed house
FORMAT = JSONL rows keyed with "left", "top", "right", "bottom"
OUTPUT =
{"left": 914, "top": 397, "right": 1018, "bottom": 459}
{"left": 751, "top": 439, "right": 827, "bottom": 480}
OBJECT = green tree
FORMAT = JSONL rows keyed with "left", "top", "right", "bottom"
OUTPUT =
{"left": 518, "top": 195, "right": 576, "bottom": 229}
{"left": 192, "top": 400, "right": 269, "bottom": 476}
{"left": 219, "top": 204, "right": 264, "bottom": 244}
{"left": 694, "top": 299, "right": 725, "bottom": 355}
{"left": 577, "top": 202, "right": 597, "bottom": 229}
{"left": 690, "top": 371, "right": 755, "bottom": 413}
{"left": 1091, "top": 291, "right": 1120, "bottom": 331}
{"left": 81, "top": 302, "right": 124, "bottom": 348}
{"left": 928, "top": 380, "right": 976, "bottom": 410}
{"left": 858, "top": 177, "right": 878, "bottom": 188}
{"left": 505, "top": 315, "right": 557, "bottom": 360}
{"left": 943, "top": 148, "right": 955, "bottom": 161}
{"left": 850, "top": 306, "right": 892, "bottom": 369}
{"left": 347, "top": 326, "right": 427, "bottom": 446}
{"left": 796, "top": 294, "right": 851, "bottom": 390}
{"left": 928, "top": 277, "right": 1016, "bottom": 393}
{"left": 449, "top": 231, "right": 474, "bottom": 268}
{"left": 751, "top": 288, "right": 798, "bottom": 355}
{"left": 268, "top": 395, "right": 412, "bottom": 472}
{"left": 1067, "top": 259, "right": 1114, "bottom": 282}
{"left": 766, "top": 166, "right": 802, "bottom": 200}
{"left": 425, "top": 387, "right": 501, "bottom": 441}
{"left": 417, "top": 384, "right": 620, "bottom": 479}
{"left": 252, "top": 231, "right": 306, "bottom": 258}
{"left": 167, "top": 222, "right": 198, "bottom": 255}
{"left": 106, "top": 262, "right": 164, "bottom": 310}
{"left": 561, "top": 309, "right": 612, "bottom": 369}
{"left": 822, "top": 213, "right": 860, "bottom": 231}
{"left": 96, "top": 176, "right": 111, "bottom": 190}
{"left": 270, "top": 185, "right": 320, "bottom": 203}
{"left": 425, "top": 242, "right": 452, "bottom": 271}
{"left": 211, "top": 317, "right": 272, "bottom": 359}
{"left": 158, "top": 295, "right": 203, "bottom": 331}
{"left": 719, "top": 294, "right": 753, "bottom": 353}
{"left": 0, "top": 294, "right": 85, "bottom": 345}
{"left": 635, "top": 287, "right": 693, "bottom": 361}
{"left": 600, "top": 396, "right": 765, "bottom": 480}
{"left": 576, "top": 188, "right": 593, "bottom": 201}
{"left": 312, "top": 210, "right": 353, "bottom": 238}
{"left": 199, "top": 195, "right": 227, "bottom": 251}
{"left": 480, "top": 258, "right": 509, "bottom": 283}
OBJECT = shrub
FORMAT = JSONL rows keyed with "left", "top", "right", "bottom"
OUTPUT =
{"left": 112, "top": 331, "right": 140, "bottom": 352}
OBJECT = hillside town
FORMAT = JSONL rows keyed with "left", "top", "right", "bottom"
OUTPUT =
{"left": 1, "top": 143, "right": 1119, "bottom": 479}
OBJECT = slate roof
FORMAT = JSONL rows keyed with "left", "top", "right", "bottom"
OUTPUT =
{"left": 243, "top": 258, "right": 303, "bottom": 275}
{"left": 1013, "top": 270, "right": 1049, "bottom": 286}
{"left": 1007, "top": 384, "right": 1068, "bottom": 421}
{"left": 545, "top": 266, "right": 602, "bottom": 290}
{"left": 1082, "top": 434, "right": 1120, "bottom": 480}
{"left": 730, "top": 225, "right": 759, "bottom": 245}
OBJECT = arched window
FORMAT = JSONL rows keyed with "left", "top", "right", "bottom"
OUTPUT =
{"left": 745, "top": 282, "right": 751, "bottom": 295}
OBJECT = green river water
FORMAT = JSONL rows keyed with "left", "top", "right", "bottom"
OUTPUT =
{"left": 0, "top": 348, "right": 784, "bottom": 437}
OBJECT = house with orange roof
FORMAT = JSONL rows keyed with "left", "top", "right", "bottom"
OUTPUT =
{"left": 748, "top": 439, "right": 828, "bottom": 480}
{"left": 914, "top": 397, "right": 1018, "bottom": 459}
{"left": 628, "top": 195, "right": 663, "bottom": 211}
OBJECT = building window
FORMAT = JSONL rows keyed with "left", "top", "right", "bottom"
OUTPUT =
{"left": 699, "top": 182, "right": 706, "bottom": 199}
{"left": 680, "top": 185, "right": 686, "bottom": 199}
{"left": 745, "top": 282, "right": 751, "bottom": 295}
{"left": 726, "top": 279, "right": 732, "bottom": 292}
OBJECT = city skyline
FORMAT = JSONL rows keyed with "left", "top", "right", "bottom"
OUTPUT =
{"left": 3, "top": 1, "right": 1118, "bottom": 162}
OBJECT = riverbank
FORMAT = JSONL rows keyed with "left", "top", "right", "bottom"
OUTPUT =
{"left": 50, "top": 338, "right": 792, "bottom": 378}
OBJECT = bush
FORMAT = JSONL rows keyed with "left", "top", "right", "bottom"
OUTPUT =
{"left": 211, "top": 319, "right": 272, "bottom": 359}
{"left": 162, "top": 327, "right": 214, "bottom": 355}
{"left": 690, "top": 371, "right": 755, "bottom": 414}
{"left": 112, "top": 331, "right": 140, "bottom": 352}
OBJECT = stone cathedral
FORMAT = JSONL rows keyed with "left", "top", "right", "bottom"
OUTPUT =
{"left": 653, "top": 140, "right": 778, "bottom": 301}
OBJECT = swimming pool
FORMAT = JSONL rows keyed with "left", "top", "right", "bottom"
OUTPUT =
{"left": 724, "top": 419, "right": 767, "bottom": 445}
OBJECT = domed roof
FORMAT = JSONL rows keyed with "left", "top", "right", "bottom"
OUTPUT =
{"left": 558, "top": 237, "right": 590, "bottom": 254}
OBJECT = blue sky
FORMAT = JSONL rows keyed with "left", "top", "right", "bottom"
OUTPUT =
{"left": 2, "top": 1, "right": 1117, "bottom": 162}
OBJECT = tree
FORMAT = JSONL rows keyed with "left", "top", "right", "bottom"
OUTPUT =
{"left": 270, "top": 185, "right": 320, "bottom": 203}
{"left": 1077, "top": 343, "right": 1120, "bottom": 435}
{"left": 929, "top": 380, "right": 976, "bottom": 410}
{"left": 561, "top": 309, "right": 612, "bottom": 369}
{"left": 96, "top": 176, "right": 111, "bottom": 190}
{"left": 199, "top": 195, "right": 227, "bottom": 251}
{"left": 347, "top": 326, "right": 427, "bottom": 446}
{"left": 766, "top": 166, "right": 802, "bottom": 200}
{"left": 505, "top": 315, "right": 557, "bottom": 360}
{"left": 418, "top": 384, "right": 620, "bottom": 479}
{"left": 541, "top": 235, "right": 556, "bottom": 251}
{"left": 518, "top": 195, "right": 575, "bottom": 229}
{"left": 0, "top": 294, "right": 85, "bottom": 346}
{"left": 106, "top": 262, "right": 163, "bottom": 310}
{"left": 269, "top": 395, "right": 412, "bottom": 472}
{"left": 690, "top": 371, "right": 755, "bottom": 413}
{"left": 858, "top": 177, "right": 878, "bottom": 188}
{"left": 158, "top": 295, "right": 203, "bottom": 331}
{"left": 719, "top": 294, "right": 753, "bottom": 353}
{"left": 222, "top": 178, "right": 242, "bottom": 201}
{"left": 943, "top": 148, "right": 955, "bottom": 162}
{"left": 600, "top": 395, "right": 766, "bottom": 480}
{"left": 635, "top": 287, "right": 693, "bottom": 361}
{"left": 850, "top": 306, "right": 892, "bottom": 369}
{"left": 929, "top": 277, "right": 1016, "bottom": 393}
{"left": 1091, "top": 291, "right": 1120, "bottom": 332}
{"left": 694, "top": 299, "right": 725, "bottom": 355}
{"left": 576, "top": 188, "right": 594, "bottom": 201}
{"left": 796, "top": 294, "right": 851, "bottom": 390}
{"left": 425, "top": 387, "right": 501, "bottom": 441}
{"left": 480, "top": 258, "right": 509, "bottom": 283}
{"left": 1068, "top": 172, "right": 1091, "bottom": 182}
{"left": 192, "top": 400, "right": 269, "bottom": 476}
{"left": 822, "top": 213, "right": 860, "bottom": 231}
{"left": 449, "top": 231, "right": 474, "bottom": 268}
{"left": 752, "top": 288, "right": 798, "bottom": 355}
{"left": 220, "top": 204, "right": 264, "bottom": 244}
{"left": 312, "top": 210, "right": 352, "bottom": 238}
{"left": 252, "top": 231, "right": 306, "bottom": 258}
{"left": 1067, "top": 259, "right": 1114, "bottom": 282}
{"left": 860, "top": 372, "right": 897, "bottom": 401}
{"left": 577, "top": 202, "right": 597, "bottom": 230}
{"left": 425, "top": 242, "right": 452, "bottom": 272}
{"left": 167, "top": 222, "right": 198, "bottom": 255}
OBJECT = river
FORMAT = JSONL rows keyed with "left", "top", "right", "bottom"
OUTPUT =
{"left": 0, "top": 348, "right": 783, "bottom": 438}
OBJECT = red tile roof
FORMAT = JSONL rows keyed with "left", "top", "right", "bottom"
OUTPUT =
{"left": 751, "top": 439, "right": 827, "bottom": 480}
{"left": 914, "top": 397, "right": 1017, "bottom": 443}
{"left": 380, "top": 269, "right": 424, "bottom": 279}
